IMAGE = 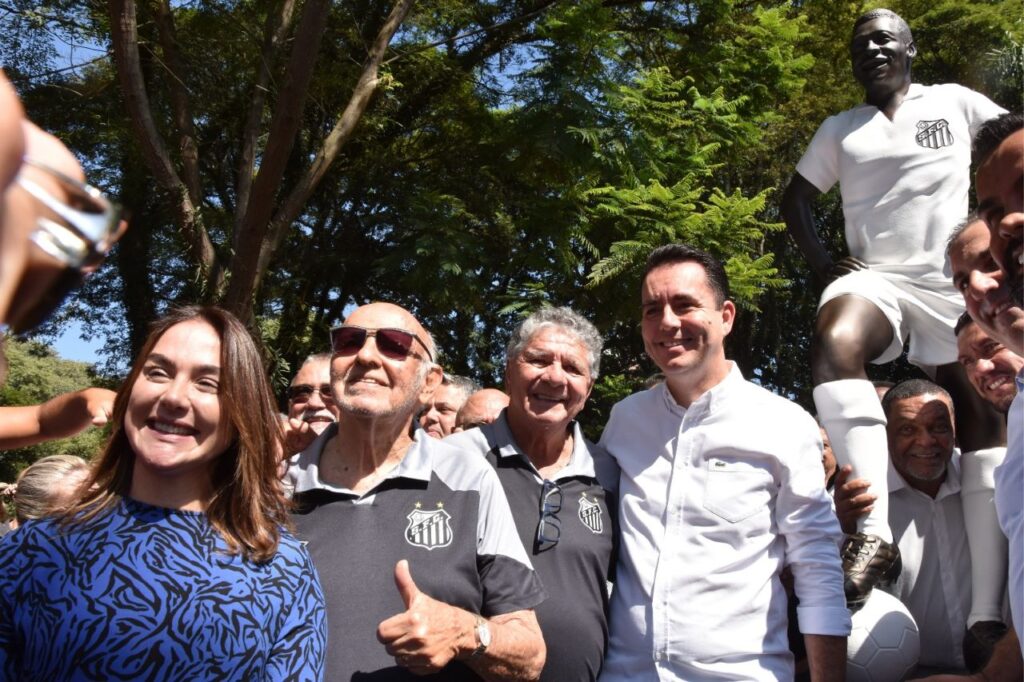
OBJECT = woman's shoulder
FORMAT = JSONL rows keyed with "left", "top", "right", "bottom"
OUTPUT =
{"left": 0, "top": 515, "right": 100, "bottom": 585}
{"left": 0, "top": 515, "right": 60, "bottom": 553}
{"left": 250, "top": 529, "right": 323, "bottom": 607}
{"left": 272, "top": 527, "right": 316, "bottom": 568}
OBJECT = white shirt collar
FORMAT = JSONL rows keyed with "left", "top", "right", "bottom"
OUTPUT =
{"left": 660, "top": 361, "right": 743, "bottom": 417}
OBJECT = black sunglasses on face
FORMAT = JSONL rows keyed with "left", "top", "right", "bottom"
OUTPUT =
{"left": 535, "top": 479, "right": 562, "bottom": 551}
{"left": 329, "top": 325, "right": 434, "bottom": 362}
{"left": 288, "top": 384, "right": 334, "bottom": 402}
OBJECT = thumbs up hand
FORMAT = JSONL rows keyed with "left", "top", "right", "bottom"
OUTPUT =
{"left": 394, "top": 558, "right": 421, "bottom": 608}
{"left": 377, "top": 560, "right": 477, "bottom": 675}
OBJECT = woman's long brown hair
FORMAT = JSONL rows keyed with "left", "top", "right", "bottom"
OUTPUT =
{"left": 62, "top": 306, "right": 289, "bottom": 562}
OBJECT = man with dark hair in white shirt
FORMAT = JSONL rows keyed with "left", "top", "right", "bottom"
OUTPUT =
{"left": 598, "top": 244, "right": 849, "bottom": 681}
{"left": 968, "top": 111, "right": 1024, "bottom": 668}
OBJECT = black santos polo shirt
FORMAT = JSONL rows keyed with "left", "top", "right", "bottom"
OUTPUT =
{"left": 289, "top": 424, "right": 545, "bottom": 681}
{"left": 445, "top": 412, "right": 617, "bottom": 682}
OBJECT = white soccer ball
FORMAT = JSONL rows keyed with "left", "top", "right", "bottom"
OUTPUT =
{"left": 846, "top": 589, "right": 920, "bottom": 682}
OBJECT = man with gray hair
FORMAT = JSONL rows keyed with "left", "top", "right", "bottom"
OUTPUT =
{"left": 288, "top": 302, "right": 546, "bottom": 680}
{"left": 446, "top": 306, "right": 616, "bottom": 682}
{"left": 421, "top": 374, "right": 479, "bottom": 439}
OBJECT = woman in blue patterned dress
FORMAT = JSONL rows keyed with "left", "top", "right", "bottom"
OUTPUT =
{"left": 0, "top": 306, "right": 326, "bottom": 681}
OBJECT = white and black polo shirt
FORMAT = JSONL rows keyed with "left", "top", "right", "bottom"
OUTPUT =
{"left": 289, "top": 424, "right": 546, "bottom": 681}
{"left": 445, "top": 413, "right": 617, "bottom": 682}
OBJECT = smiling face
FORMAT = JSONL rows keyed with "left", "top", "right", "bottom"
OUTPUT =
{"left": 887, "top": 392, "right": 955, "bottom": 497}
{"left": 641, "top": 260, "right": 735, "bottom": 404}
{"left": 331, "top": 302, "right": 440, "bottom": 423}
{"left": 506, "top": 327, "right": 593, "bottom": 431}
{"left": 977, "top": 128, "right": 1024, "bottom": 315}
{"left": 957, "top": 322, "right": 1024, "bottom": 413}
{"left": 125, "top": 319, "right": 234, "bottom": 505}
{"left": 288, "top": 357, "right": 336, "bottom": 434}
{"left": 850, "top": 16, "right": 915, "bottom": 99}
{"left": 949, "top": 219, "right": 1024, "bottom": 354}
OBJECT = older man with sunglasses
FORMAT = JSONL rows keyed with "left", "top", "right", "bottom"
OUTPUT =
{"left": 287, "top": 301, "right": 546, "bottom": 681}
{"left": 446, "top": 307, "right": 617, "bottom": 682}
{"left": 286, "top": 353, "right": 336, "bottom": 434}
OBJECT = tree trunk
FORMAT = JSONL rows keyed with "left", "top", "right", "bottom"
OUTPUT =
{"left": 223, "top": 0, "right": 416, "bottom": 319}
{"left": 221, "top": 0, "right": 333, "bottom": 319}
{"left": 107, "top": 0, "right": 220, "bottom": 293}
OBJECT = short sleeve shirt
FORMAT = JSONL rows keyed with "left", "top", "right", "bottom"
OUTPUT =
{"left": 445, "top": 412, "right": 616, "bottom": 682}
{"left": 288, "top": 425, "right": 546, "bottom": 681}
{"left": 796, "top": 84, "right": 1005, "bottom": 278}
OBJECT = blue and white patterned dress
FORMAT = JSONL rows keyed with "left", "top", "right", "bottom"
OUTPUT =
{"left": 0, "top": 498, "right": 326, "bottom": 681}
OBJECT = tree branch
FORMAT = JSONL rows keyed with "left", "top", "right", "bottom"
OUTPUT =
{"left": 6, "top": 54, "right": 111, "bottom": 85}
{"left": 235, "top": 0, "right": 298, "bottom": 234}
{"left": 223, "top": 0, "right": 332, "bottom": 316}
{"left": 450, "top": 0, "right": 558, "bottom": 69}
{"left": 252, "top": 0, "right": 416, "bottom": 287}
{"left": 107, "top": 0, "right": 218, "bottom": 287}
{"left": 153, "top": 0, "right": 202, "bottom": 207}
{"left": 382, "top": 0, "right": 555, "bottom": 66}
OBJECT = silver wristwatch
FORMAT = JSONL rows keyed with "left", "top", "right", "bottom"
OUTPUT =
{"left": 471, "top": 614, "right": 491, "bottom": 657}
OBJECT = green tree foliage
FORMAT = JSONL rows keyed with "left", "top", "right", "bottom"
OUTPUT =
{"left": 579, "top": 68, "right": 788, "bottom": 308}
{"left": 0, "top": 339, "right": 114, "bottom": 481}
{"left": 898, "top": 0, "right": 1023, "bottom": 106}
{"left": 5, "top": 0, "right": 1021, "bottom": 439}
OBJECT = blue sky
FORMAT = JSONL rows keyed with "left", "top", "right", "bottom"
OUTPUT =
{"left": 53, "top": 321, "right": 103, "bottom": 364}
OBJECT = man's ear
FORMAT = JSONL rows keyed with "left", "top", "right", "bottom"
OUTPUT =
{"left": 907, "top": 41, "right": 917, "bottom": 59}
{"left": 721, "top": 300, "right": 737, "bottom": 336}
{"left": 418, "top": 364, "right": 444, "bottom": 405}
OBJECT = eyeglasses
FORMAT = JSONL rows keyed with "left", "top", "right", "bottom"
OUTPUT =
{"left": 329, "top": 325, "right": 434, "bottom": 362}
{"left": 288, "top": 383, "right": 334, "bottom": 402}
{"left": 9, "top": 158, "right": 125, "bottom": 333}
{"left": 535, "top": 479, "right": 562, "bottom": 551}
